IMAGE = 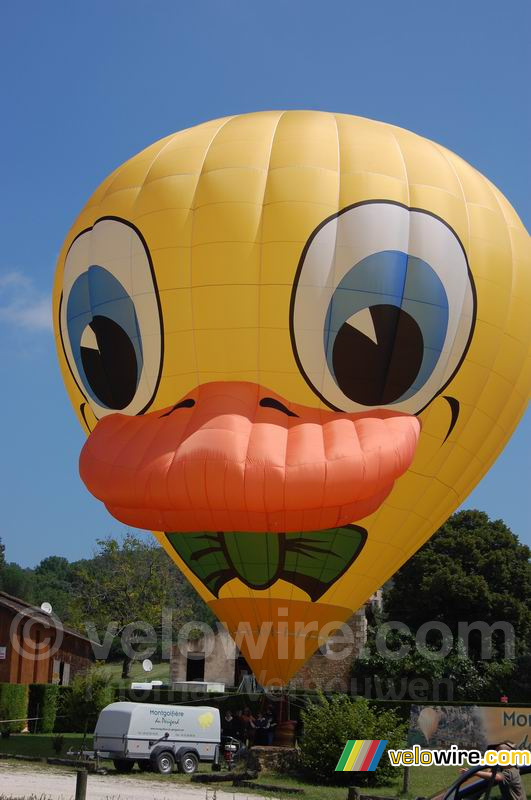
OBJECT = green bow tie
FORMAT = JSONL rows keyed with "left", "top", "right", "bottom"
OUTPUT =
{"left": 165, "top": 526, "right": 366, "bottom": 602}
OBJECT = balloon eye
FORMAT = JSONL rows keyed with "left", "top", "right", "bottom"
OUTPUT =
{"left": 66, "top": 266, "right": 143, "bottom": 411}
{"left": 80, "top": 316, "right": 138, "bottom": 409}
{"left": 60, "top": 218, "right": 162, "bottom": 419}
{"left": 331, "top": 304, "right": 424, "bottom": 406}
{"left": 291, "top": 202, "right": 475, "bottom": 415}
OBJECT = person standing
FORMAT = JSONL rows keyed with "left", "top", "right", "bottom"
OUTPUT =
{"left": 265, "top": 704, "right": 277, "bottom": 746}
{"left": 252, "top": 712, "right": 269, "bottom": 746}
{"left": 461, "top": 741, "right": 525, "bottom": 800}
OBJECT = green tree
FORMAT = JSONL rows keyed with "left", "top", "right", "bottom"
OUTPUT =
{"left": 70, "top": 534, "right": 197, "bottom": 678}
{"left": 0, "top": 562, "right": 34, "bottom": 600}
{"left": 32, "top": 556, "right": 75, "bottom": 621}
{"left": 57, "top": 664, "right": 114, "bottom": 732}
{"left": 352, "top": 629, "right": 516, "bottom": 701}
{"left": 384, "top": 510, "right": 531, "bottom": 659}
{"left": 300, "top": 694, "right": 405, "bottom": 785}
{"left": 0, "top": 538, "right": 5, "bottom": 571}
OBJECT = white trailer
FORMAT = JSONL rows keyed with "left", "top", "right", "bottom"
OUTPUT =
{"left": 92, "top": 701, "right": 221, "bottom": 774}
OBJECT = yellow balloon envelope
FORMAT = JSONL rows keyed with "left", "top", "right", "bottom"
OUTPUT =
{"left": 53, "top": 112, "right": 530, "bottom": 686}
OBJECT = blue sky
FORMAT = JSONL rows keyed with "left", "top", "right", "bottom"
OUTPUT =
{"left": 0, "top": 1, "right": 529, "bottom": 567}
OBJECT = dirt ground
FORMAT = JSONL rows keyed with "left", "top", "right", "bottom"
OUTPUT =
{"left": 0, "top": 760, "right": 268, "bottom": 799}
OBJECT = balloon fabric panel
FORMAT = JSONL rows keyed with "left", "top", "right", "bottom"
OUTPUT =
{"left": 53, "top": 111, "right": 531, "bottom": 685}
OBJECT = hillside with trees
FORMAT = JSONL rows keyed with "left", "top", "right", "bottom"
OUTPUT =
{"left": 1, "top": 510, "right": 529, "bottom": 698}
{"left": 0, "top": 533, "right": 211, "bottom": 677}
{"left": 353, "top": 510, "right": 531, "bottom": 701}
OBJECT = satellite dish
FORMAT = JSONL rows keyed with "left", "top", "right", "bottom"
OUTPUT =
{"left": 40, "top": 602, "right": 53, "bottom": 615}
{"left": 142, "top": 659, "right": 153, "bottom": 672}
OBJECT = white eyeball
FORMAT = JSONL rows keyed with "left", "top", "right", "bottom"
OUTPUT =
{"left": 290, "top": 201, "right": 475, "bottom": 414}
{"left": 59, "top": 218, "right": 163, "bottom": 419}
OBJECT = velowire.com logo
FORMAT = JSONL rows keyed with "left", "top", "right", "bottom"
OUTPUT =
{"left": 335, "top": 740, "right": 388, "bottom": 771}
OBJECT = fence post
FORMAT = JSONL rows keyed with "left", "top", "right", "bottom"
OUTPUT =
{"left": 402, "top": 764, "right": 411, "bottom": 794}
{"left": 75, "top": 769, "right": 87, "bottom": 800}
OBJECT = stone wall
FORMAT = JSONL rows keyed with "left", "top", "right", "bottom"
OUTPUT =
{"left": 171, "top": 629, "right": 237, "bottom": 687}
{"left": 288, "top": 608, "right": 368, "bottom": 693}
{"left": 171, "top": 595, "right": 379, "bottom": 692}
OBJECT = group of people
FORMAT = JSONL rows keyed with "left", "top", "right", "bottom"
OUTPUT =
{"left": 222, "top": 705, "right": 277, "bottom": 747}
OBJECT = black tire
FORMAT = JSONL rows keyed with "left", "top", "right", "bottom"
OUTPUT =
{"left": 113, "top": 758, "right": 134, "bottom": 773}
{"left": 137, "top": 759, "right": 153, "bottom": 772}
{"left": 154, "top": 750, "right": 175, "bottom": 775}
{"left": 180, "top": 751, "right": 199, "bottom": 774}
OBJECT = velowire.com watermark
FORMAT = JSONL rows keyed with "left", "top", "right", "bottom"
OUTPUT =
{"left": 387, "top": 745, "right": 531, "bottom": 768}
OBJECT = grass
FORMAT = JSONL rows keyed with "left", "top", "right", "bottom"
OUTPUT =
{"left": 0, "top": 733, "right": 92, "bottom": 759}
{"left": 103, "top": 660, "right": 170, "bottom": 685}
{"left": 1, "top": 737, "right": 530, "bottom": 799}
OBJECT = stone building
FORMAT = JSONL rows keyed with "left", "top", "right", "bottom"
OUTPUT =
{"left": 171, "top": 592, "right": 381, "bottom": 692}
{"left": 171, "top": 627, "right": 249, "bottom": 688}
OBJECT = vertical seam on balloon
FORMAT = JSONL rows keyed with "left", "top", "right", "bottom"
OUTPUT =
{"left": 257, "top": 111, "right": 286, "bottom": 389}
{"left": 481, "top": 177, "right": 518, "bottom": 417}
{"left": 187, "top": 116, "right": 237, "bottom": 401}
{"left": 433, "top": 145, "right": 471, "bottom": 251}
{"left": 127, "top": 225, "right": 144, "bottom": 403}
{"left": 244, "top": 112, "right": 286, "bottom": 656}
{"left": 386, "top": 134, "right": 412, "bottom": 408}
{"left": 318, "top": 113, "right": 343, "bottom": 411}
{"left": 106, "top": 135, "right": 175, "bottom": 201}
{"left": 434, "top": 148, "right": 509, "bottom": 471}
{"left": 167, "top": 396, "right": 207, "bottom": 532}
{"left": 132, "top": 132, "right": 190, "bottom": 198}
{"left": 288, "top": 113, "right": 342, "bottom": 627}
{"left": 429, "top": 143, "right": 474, "bottom": 413}
{"left": 88, "top": 419, "right": 148, "bottom": 507}
{"left": 219, "top": 459, "right": 240, "bottom": 608}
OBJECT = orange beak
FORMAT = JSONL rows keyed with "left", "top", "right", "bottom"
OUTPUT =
{"left": 80, "top": 381, "right": 420, "bottom": 533}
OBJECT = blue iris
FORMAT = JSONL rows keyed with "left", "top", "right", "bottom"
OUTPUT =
{"left": 324, "top": 250, "right": 449, "bottom": 404}
{"left": 66, "top": 266, "right": 142, "bottom": 407}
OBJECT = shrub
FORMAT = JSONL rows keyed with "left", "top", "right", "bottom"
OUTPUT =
{"left": 56, "top": 665, "right": 113, "bottom": 732}
{"left": 300, "top": 693, "right": 405, "bottom": 785}
{"left": 0, "top": 683, "right": 29, "bottom": 736}
{"left": 28, "top": 683, "right": 60, "bottom": 733}
{"left": 54, "top": 686, "right": 73, "bottom": 733}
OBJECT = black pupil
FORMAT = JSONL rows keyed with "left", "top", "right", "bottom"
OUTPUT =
{"left": 332, "top": 304, "right": 424, "bottom": 406}
{"left": 80, "top": 315, "right": 138, "bottom": 409}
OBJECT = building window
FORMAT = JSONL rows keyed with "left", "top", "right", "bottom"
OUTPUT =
{"left": 52, "top": 659, "right": 71, "bottom": 686}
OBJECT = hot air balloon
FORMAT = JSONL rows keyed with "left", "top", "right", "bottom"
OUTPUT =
{"left": 417, "top": 707, "right": 441, "bottom": 744}
{"left": 53, "top": 111, "right": 530, "bottom": 687}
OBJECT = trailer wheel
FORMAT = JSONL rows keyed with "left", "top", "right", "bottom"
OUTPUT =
{"left": 113, "top": 758, "right": 134, "bottom": 773}
{"left": 154, "top": 750, "right": 175, "bottom": 775}
{"left": 180, "top": 751, "right": 199, "bottom": 774}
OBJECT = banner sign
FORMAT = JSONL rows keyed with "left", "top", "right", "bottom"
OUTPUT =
{"left": 409, "top": 705, "right": 531, "bottom": 751}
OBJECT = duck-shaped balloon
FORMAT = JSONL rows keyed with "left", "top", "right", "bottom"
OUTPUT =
{"left": 53, "top": 111, "right": 530, "bottom": 685}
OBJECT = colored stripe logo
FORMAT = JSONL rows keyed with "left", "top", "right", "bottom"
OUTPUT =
{"left": 335, "top": 739, "right": 388, "bottom": 771}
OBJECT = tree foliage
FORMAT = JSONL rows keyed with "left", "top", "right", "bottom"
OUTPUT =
{"left": 70, "top": 534, "right": 206, "bottom": 676}
{"left": 353, "top": 510, "right": 530, "bottom": 702}
{"left": 384, "top": 510, "right": 531, "bottom": 658}
{"left": 353, "top": 629, "right": 516, "bottom": 701}
{"left": 56, "top": 664, "right": 114, "bottom": 732}
{"left": 0, "top": 683, "right": 28, "bottom": 736}
{"left": 0, "top": 532, "right": 211, "bottom": 676}
{"left": 300, "top": 694, "right": 405, "bottom": 785}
